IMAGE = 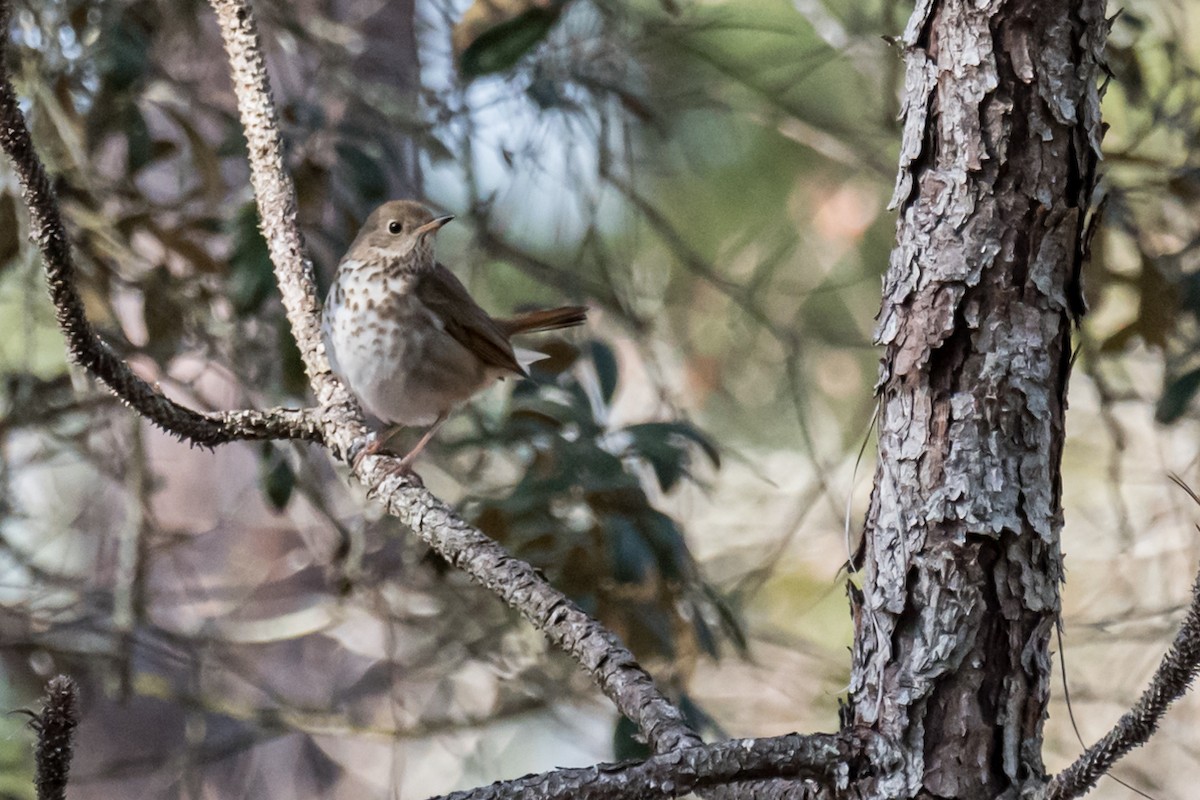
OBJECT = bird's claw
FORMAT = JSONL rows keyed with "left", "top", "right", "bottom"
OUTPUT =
{"left": 364, "top": 456, "right": 423, "bottom": 497}
{"left": 347, "top": 435, "right": 376, "bottom": 470}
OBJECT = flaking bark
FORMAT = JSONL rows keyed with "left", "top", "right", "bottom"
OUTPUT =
{"left": 849, "top": 0, "right": 1107, "bottom": 797}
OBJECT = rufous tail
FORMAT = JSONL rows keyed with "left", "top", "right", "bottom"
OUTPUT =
{"left": 498, "top": 306, "right": 587, "bottom": 336}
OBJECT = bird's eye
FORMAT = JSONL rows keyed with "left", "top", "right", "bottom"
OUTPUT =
{"left": 387, "top": 220, "right": 403, "bottom": 235}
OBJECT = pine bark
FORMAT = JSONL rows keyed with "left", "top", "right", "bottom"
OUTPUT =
{"left": 849, "top": 0, "right": 1106, "bottom": 797}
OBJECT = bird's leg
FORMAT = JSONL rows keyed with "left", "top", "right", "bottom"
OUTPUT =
{"left": 351, "top": 426, "right": 406, "bottom": 471}
{"left": 390, "top": 412, "right": 450, "bottom": 474}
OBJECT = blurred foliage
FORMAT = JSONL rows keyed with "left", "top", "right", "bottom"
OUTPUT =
{"left": 2, "top": 0, "right": 1199, "bottom": 796}
{"left": 454, "top": 0, "right": 571, "bottom": 78}
{"left": 1080, "top": 5, "right": 1200, "bottom": 422}
{"left": 465, "top": 340, "right": 740, "bottom": 667}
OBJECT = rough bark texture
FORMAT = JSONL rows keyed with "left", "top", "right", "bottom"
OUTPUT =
{"left": 848, "top": 0, "right": 1106, "bottom": 797}
{"left": 432, "top": 730, "right": 896, "bottom": 800}
{"left": 29, "top": 676, "right": 78, "bottom": 800}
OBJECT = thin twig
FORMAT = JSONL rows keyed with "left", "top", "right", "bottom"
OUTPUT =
{"left": 1046, "top": 552, "right": 1200, "bottom": 800}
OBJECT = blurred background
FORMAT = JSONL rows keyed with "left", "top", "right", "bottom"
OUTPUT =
{"left": 1, "top": 0, "right": 1199, "bottom": 797}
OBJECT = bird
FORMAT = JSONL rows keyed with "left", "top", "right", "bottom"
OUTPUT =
{"left": 321, "top": 199, "right": 587, "bottom": 473}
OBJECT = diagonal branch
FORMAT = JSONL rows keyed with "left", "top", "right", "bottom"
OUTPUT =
{"left": 1045, "top": 560, "right": 1200, "bottom": 800}
{"left": 428, "top": 730, "right": 896, "bottom": 800}
{"left": 206, "top": 0, "right": 703, "bottom": 755}
{"left": 366, "top": 469, "right": 703, "bottom": 752}
{"left": 0, "top": 6, "right": 322, "bottom": 447}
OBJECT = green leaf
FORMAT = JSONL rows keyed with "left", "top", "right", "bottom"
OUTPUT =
{"left": 577, "top": 446, "right": 639, "bottom": 491}
{"left": 633, "top": 434, "right": 687, "bottom": 492}
{"left": 122, "top": 103, "right": 152, "bottom": 173}
{"left": 612, "top": 716, "right": 651, "bottom": 761}
{"left": 605, "top": 516, "right": 655, "bottom": 584}
{"left": 456, "top": 3, "right": 566, "bottom": 78}
{"left": 101, "top": 16, "right": 150, "bottom": 93}
{"left": 700, "top": 582, "right": 749, "bottom": 656}
{"left": 509, "top": 396, "right": 578, "bottom": 427}
{"left": 627, "top": 421, "right": 721, "bottom": 469}
{"left": 1157, "top": 366, "right": 1200, "bottom": 424}
{"left": 691, "top": 604, "right": 719, "bottom": 657}
{"left": 640, "top": 510, "right": 689, "bottom": 580}
{"left": 588, "top": 340, "right": 619, "bottom": 404}
{"left": 227, "top": 203, "right": 275, "bottom": 315}
{"left": 335, "top": 142, "right": 388, "bottom": 204}
{"left": 260, "top": 446, "right": 295, "bottom": 512}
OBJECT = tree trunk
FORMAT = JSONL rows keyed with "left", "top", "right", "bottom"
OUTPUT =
{"left": 849, "top": 1, "right": 1106, "bottom": 797}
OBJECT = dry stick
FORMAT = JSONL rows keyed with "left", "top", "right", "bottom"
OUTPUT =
{"left": 429, "top": 730, "right": 895, "bottom": 800}
{"left": 0, "top": 3, "right": 322, "bottom": 447}
{"left": 1046, "top": 563, "right": 1200, "bottom": 800}
{"left": 205, "top": 0, "right": 703, "bottom": 755}
{"left": 29, "top": 676, "right": 79, "bottom": 800}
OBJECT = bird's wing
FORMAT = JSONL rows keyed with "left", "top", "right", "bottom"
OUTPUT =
{"left": 416, "top": 263, "right": 525, "bottom": 375}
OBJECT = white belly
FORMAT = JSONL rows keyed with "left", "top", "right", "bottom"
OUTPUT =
{"left": 322, "top": 270, "right": 496, "bottom": 426}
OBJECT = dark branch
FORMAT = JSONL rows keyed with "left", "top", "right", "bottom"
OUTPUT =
{"left": 370, "top": 471, "right": 704, "bottom": 752}
{"left": 429, "top": 730, "right": 894, "bottom": 800}
{"left": 208, "top": 0, "right": 701, "bottom": 754}
{"left": 29, "top": 676, "right": 79, "bottom": 800}
{"left": 1046, "top": 560, "right": 1200, "bottom": 800}
{"left": 0, "top": 3, "right": 322, "bottom": 448}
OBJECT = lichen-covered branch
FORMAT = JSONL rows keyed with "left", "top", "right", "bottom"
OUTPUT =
{"left": 207, "top": 0, "right": 342, "bottom": 408}
{"left": 429, "top": 730, "right": 895, "bottom": 800}
{"left": 1045, "top": 563, "right": 1200, "bottom": 800}
{"left": 368, "top": 470, "right": 703, "bottom": 752}
{"left": 0, "top": 2, "right": 322, "bottom": 448}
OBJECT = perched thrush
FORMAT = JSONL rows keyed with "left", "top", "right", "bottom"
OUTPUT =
{"left": 322, "top": 199, "right": 587, "bottom": 472}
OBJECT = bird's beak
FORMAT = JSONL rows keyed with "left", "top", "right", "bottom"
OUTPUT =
{"left": 416, "top": 215, "right": 454, "bottom": 238}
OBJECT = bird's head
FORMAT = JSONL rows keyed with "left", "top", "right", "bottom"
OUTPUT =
{"left": 346, "top": 200, "right": 453, "bottom": 272}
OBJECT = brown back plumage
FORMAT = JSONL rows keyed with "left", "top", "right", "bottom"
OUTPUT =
{"left": 415, "top": 264, "right": 587, "bottom": 378}
{"left": 415, "top": 263, "right": 524, "bottom": 374}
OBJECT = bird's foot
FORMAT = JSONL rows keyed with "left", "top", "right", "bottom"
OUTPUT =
{"left": 350, "top": 435, "right": 403, "bottom": 470}
{"left": 349, "top": 436, "right": 381, "bottom": 471}
{"left": 354, "top": 436, "right": 426, "bottom": 492}
{"left": 364, "top": 456, "right": 424, "bottom": 496}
